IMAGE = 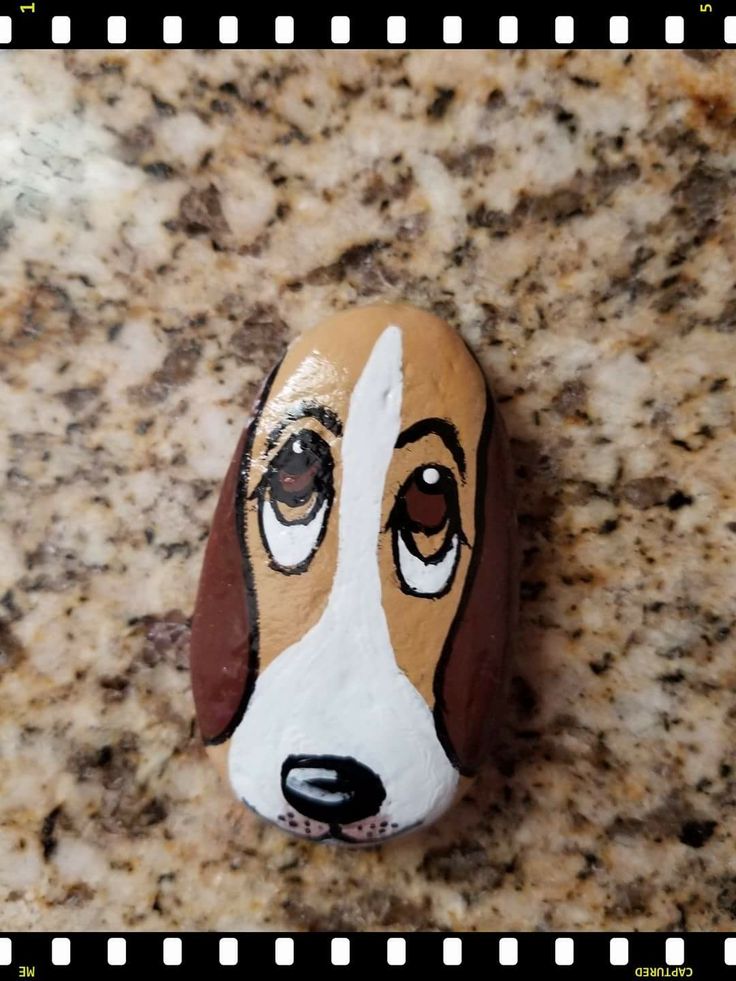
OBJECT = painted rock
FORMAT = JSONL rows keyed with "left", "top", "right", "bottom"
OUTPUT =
{"left": 190, "top": 304, "right": 517, "bottom": 844}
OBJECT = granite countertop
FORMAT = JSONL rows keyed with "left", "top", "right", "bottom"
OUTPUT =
{"left": 1, "top": 48, "right": 735, "bottom": 932}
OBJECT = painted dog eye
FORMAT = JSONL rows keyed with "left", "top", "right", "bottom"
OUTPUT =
{"left": 403, "top": 466, "right": 449, "bottom": 533}
{"left": 257, "top": 431, "right": 334, "bottom": 574}
{"left": 390, "top": 465, "right": 462, "bottom": 598}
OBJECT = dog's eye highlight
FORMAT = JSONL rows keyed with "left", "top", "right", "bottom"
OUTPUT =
{"left": 403, "top": 467, "right": 449, "bottom": 533}
{"left": 256, "top": 431, "right": 334, "bottom": 574}
{"left": 390, "top": 465, "right": 463, "bottom": 599}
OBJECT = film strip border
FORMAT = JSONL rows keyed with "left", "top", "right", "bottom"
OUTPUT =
{"left": 1, "top": 2, "right": 736, "bottom": 48}
{"left": 2, "top": 933, "right": 736, "bottom": 977}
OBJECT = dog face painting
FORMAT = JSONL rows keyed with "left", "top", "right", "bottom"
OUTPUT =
{"left": 190, "top": 304, "right": 517, "bottom": 844}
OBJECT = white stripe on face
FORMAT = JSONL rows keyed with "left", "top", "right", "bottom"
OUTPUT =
{"left": 328, "top": 324, "right": 403, "bottom": 644}
{"left": 229, "top": 325, "right": 458, "bottom": 840}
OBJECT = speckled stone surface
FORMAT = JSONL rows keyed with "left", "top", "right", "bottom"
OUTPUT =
{"left": 1, "top": 48, "right": 735, "bottom": 932}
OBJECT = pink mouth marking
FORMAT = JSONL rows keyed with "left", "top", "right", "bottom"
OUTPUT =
{"left": 240, "top": 795, "right": 418, "bottom": 843}
{"left": 274, "top": 809, "right": 404, "bottom": 843}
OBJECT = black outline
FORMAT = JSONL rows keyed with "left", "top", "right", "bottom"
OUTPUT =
{"left": 280, "top": 754, "right": 387, "bottom": 827}
{"left": 388, "top": 464, "right": 465, "bottom": 600}
{"left": 432, "top": 385, "right": 496, "bottom": 776}
{"left": 253, "top": 429, "right": 335, "bottom": 577}
{"left": 395, "top": 417, "right": 466, "bottom": 481}
{"left": 241, "top": 796, "right": 421, "bottom": 845}
{"left": 265, "top": 402, "right": 342, "bottom": 453}
{"left": 204, "top": 360, "right": 281, "bottom": 747}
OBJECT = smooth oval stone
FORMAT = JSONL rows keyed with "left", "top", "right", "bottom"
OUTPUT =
{"left": 190, "top": 304, "right": 517, "bottom": 844}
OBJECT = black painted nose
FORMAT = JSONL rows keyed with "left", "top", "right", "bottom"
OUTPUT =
{"left": 281, "top": 755, "right": 386, "bottom": 826}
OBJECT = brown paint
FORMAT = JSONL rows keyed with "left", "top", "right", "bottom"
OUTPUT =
{"left": 189, "top": 368, "right": 279, "bottom": 746}
{"left": 189, "top": 423, "right": 253, "bottom": 744}
{"left": 405, "top": 480, "right": 448, "bottom": 530}
{"left": 374, "top": 310, "right": 485, "bottom": 712}
{"left": 190, "top": 304, "right": 517, "bottom": 791}
{"left": 433, "top": 393, "right": 519, "bottom": 774}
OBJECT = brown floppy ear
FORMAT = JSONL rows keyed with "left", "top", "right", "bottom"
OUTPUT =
{"left": 189, "top": 369, "right": 277, "bottom": 745}
{"left": 433, "top": 388, "right": 518, "bottom": 776}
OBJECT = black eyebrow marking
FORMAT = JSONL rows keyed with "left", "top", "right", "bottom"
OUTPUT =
{"left": 265, "top": 401, "right": 343, "bottom": 452}
{"left": 395, "top": 417, "right": 466, "bottom": 479}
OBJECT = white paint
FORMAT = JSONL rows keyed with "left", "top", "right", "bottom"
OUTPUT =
{"left": 261, "top": 498, "right": 327, "bottom": 570}
{"left": 423, "top": 467, "right": 440, "bottom": 485}
{"left": 283, "top": 767, "right": 350, "bottom": 805}
{"left": 397, "top": 532, "right": 459, "bottom": 597}
{"left": 229, "top": 326, "right": 459, "bottom": 838}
